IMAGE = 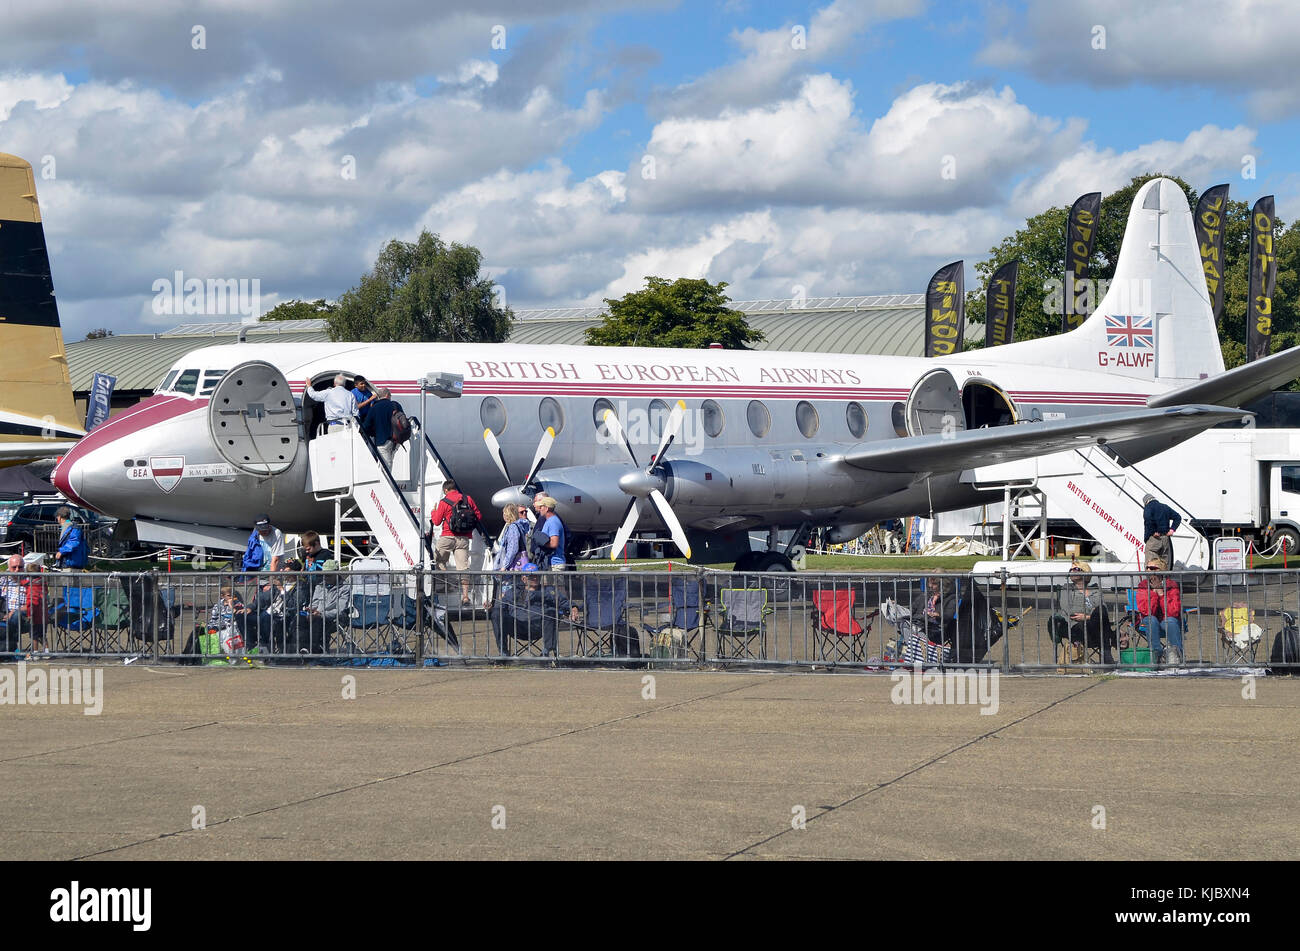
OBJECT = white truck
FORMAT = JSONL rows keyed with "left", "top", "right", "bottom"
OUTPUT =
{"left": 948, "top": 423, "right": 1300, "bottom": 568}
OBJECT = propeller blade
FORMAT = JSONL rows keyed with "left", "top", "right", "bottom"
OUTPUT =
{"left": 609, "top": 498, "right": 641, "bottom": 561}
{"left": 648, "top": 488, "right": 691, "bottom": 559}
{"left": 651, "top": 399, "right": 687, "bottom": 469}
{"left": 483, "top": 428, "right": 510, "bottom": 482}
{"left": 602, "top": 408, "right": 639, "bottom": 468}
{"left": 521, "top": 427, "right": 555, "bottom": 490}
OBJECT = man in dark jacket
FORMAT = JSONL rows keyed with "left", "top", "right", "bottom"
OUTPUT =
{"left": 1142, "top": 494, "right": 1181, "bottom": 568}
{"left": 361, "top": 387, "right": 403, "bottom": 469}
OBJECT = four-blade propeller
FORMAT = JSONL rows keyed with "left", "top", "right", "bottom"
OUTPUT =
{"left": 605, "top": 401, "right": 691, "bottom": 560}
{"left": 483, "top": 426, "right": 554, "bottom": 522}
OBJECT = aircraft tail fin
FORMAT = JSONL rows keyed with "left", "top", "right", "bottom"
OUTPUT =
{"left": 0, "top": 153, "right": 84, "bottom": 462}
{"left": 954, "top": 178, "right": 1225, "bottom": 385}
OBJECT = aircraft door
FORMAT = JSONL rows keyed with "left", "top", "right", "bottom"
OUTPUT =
{"left": 207, "top": 361, "right": 300, "bottom": 475}
{"left": 905, "top": 368, "right": 966, "bottom": 438}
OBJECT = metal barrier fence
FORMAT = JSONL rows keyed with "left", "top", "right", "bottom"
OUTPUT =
{"left": 1, "top": 565, "right": 1298, "bottom": 671}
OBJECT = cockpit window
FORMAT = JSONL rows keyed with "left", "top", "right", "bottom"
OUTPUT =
{"left": 158, "top": 370, "right": 179, "bottom": 393}
{"left": 173, "top": 368, "right": 201, "bottom": 396}
{"left": 199, "top": 370, "right": 228, "bottom": 396}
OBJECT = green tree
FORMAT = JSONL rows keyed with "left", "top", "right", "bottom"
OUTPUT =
{"left": 83, "top": 328, "right": 114, "bottom": 339}
{"left": 327, "top": 231, "right": 512, "bottom": 343}
{"left": 965, "top": 174, "right": 1299, "bottom": 369}
{"left": 260, "top": 299, "right": 337, "bottom": 321}
{"left": 585, "top": 276, "right": 764, "bottom": 349}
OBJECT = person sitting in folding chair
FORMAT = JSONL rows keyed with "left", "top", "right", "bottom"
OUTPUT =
{"left": 2, "top": 553, "right": 47, "bottom": 654}
{"left": 1136, "top": 555, "right": 1183, "bottom": 666}
{"left": 495, "top": 565, "right": 579, "bottom": 659}
{"left": 1049, "top": 561, "right": 1116, "bottom": 665}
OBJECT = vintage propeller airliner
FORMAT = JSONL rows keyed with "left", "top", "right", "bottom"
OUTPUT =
{"left": 19, "top": 170, "right": 1298, "bottom": 570}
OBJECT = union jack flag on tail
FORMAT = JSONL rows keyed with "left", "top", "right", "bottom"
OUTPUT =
{"left": 1104, "top": 314, "right": 1153, "bottom": 349}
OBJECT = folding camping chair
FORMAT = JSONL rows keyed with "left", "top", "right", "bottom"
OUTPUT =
{"left": 811, "top": 586, "right": 877, "bottom": 664}
{"left": 118, "top": 573, "right": 178, "bottom": 653}
{"left": 644, "top": 574, "right": 701, "bottom": 660}
{"left": 50, "top": 584, "right": 100, "bottom": 652}
{"left": 94, "top": 585, "right": 130, "bottom": 652}
{"left": 1218, "top": 603, "right": 1264, "bottom": 665}
{"left": 347, "top": 557, "right": 395, "bottom": 653}
{"left": 575, "top": 575, "right": 635, "bottom": 658}
{"left": 715, "top": 587, "right": 771, "bottom": 659}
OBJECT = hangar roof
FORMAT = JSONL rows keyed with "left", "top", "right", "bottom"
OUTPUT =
{"left": 66, "top": 295, "right": 958, "bottom": 393}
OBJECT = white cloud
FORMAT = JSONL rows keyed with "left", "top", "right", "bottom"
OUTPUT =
{"left": 978, "top": 0, "right": 1300, "bottom": 117}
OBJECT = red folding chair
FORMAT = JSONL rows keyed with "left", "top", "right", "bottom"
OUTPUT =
{"left": 811, "top": 587, "right": 876, "bottom": 663}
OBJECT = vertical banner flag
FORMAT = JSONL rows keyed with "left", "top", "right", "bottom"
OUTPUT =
{"left": 1194, "top": 184, "right": 1230, "bottom": 322}
{"left": 1063, "top": 191, "right": 1102, "bottom": 332}
{"left": 85, "top": 371, "right": 116, "bottom": 432}
{"left": 925, "top": 261, "right": 964, "bottom": 358}
{"left": 985, "top": 259, "right": 1019, "bottom": 348}
{"left": 1247, "top": 195, "right": 1277, "bottom": 363}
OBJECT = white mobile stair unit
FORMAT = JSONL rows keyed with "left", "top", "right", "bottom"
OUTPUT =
{"left": 968, "top": 442, "right": 1209, "bottom": 571}
{"left": 305, "top": 419, "right": 491, "bottom": 602}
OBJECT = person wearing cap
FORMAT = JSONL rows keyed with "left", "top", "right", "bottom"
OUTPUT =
{"left": 530, "top": 495, "right": 568, "bottom": 571}
{"left": 2, "top": 553, "right": 46, "bottom": 653}
{"left": 1049, "top": 560, "right": 1116, "bottom": 665}
{"left": 241, "top": 515, "right": 285, "bottom": 573}
{"left": 305, "top": 373, "right": 359, "bottom": 429}
{"left": 431, "top": 479, "right": 483, "bottom": 606}
{"left": 1142, "top": 493, "right": 1181, "bottom": 570}
{"left": 1136, "top": 555, "right": 1184, "bottom": 665}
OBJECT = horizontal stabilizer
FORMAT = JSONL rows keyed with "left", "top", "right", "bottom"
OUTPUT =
{"left": 1146, "top": 345, "right": 1300, "bottom": 409}
{"left": 837, "top": 405, "right": 1245, "bottom": 474}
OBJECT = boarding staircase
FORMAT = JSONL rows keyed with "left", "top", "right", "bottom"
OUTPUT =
{"left": 304, "top": 420, "right": 491, "bottom": 598}
{"left": 968, "top": 443, "right": 1210, "bottom": 569}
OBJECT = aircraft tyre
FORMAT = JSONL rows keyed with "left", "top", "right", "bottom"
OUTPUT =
{"left": 732, "top": 551, "right": 763, "bottom": 572}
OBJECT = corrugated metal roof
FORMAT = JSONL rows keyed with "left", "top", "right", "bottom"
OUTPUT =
{"left": 67, "top": 297, "right": 972, "bottom": 392}
{"left": 66, "top": 324, "right": 328, "bottom": 392}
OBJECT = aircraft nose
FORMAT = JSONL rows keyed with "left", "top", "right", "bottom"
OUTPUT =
{"left": 52, "top": 443, "right": 87, "bottom": 507}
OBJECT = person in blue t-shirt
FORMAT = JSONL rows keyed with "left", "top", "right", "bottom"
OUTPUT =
{"left": 54, "top": 507, "right": 90, "bottom": 569}
{"left": 531, "top": 495, "right": 567, "bottom": 570}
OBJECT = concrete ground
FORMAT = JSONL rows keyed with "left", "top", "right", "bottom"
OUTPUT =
{"left": 2, "top": 665, "right": 1295, "bottom": 860}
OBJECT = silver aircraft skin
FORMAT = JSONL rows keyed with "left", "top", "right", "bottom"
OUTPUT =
{"left": 50, "top": 179, "right": 1300, "bottom": 557}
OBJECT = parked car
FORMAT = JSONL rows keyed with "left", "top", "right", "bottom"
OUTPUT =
{"left": 3, "top": 501, "right": 114, "bottom": 555}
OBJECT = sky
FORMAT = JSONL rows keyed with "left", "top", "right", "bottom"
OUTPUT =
{"left": 3, "top": 0, "right": 1298, "bottom": 340}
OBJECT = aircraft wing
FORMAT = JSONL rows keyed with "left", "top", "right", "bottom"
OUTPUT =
{"left": 0, "top": 440, "right": 78, "bottom": 465}
{"left": 1147, "top": 345, "right": 1300, "bottom": 409}
{"left": 837, "top": 404, "right": 1244, "bottom": 474}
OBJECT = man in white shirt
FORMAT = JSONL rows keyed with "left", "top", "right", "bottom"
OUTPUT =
{"left": 305, "top": 374, "right": 359, "bottom": 429}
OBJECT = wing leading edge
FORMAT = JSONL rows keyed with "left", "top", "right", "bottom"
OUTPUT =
{"left": 836, "top": 405, "right": 1246, "bottom": 475}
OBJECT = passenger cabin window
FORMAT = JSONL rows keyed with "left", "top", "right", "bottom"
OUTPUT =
{"left": 592, "top": 398, "right": 614, "bottom": 437}
{"left": 539, "top": 397, "right": 564, "bottom": 435}
{"left": 891, "top": 401, "right": 909, "bottom": 437}
{"left": 480, "top": 397, "right": 507, "bottom": 435}
{"left": 648, "top": 399, "right": 670, "bottom": 440}
{"left": 1282, "top": 466, "right": 1300, "bottom": 495}
{"left": 173, "top": 368, "right": 201, "bottom": 396}
{"left": 701, "top": 400, "right": 724, "bottom": 438}
{"left": 846, "top": 401, "right": 867, "bottom": 439}
{"left": 747, "top": 400, "right": 771, "bottom": 438}
{"left": 795, "top": 400, "right": 819, "bottom": 438}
